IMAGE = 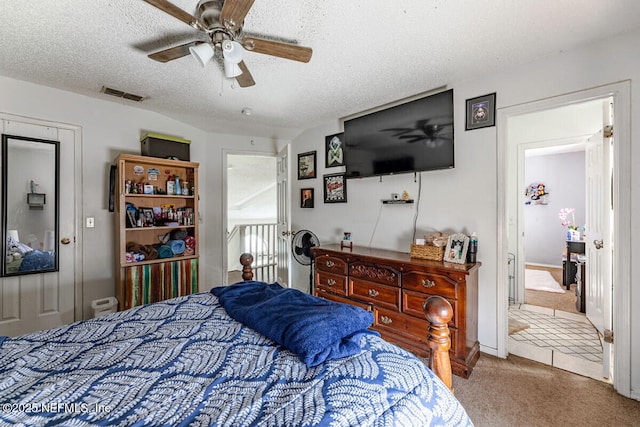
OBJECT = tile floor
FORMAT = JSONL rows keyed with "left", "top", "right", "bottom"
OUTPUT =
{"left": 508, "top": 303, "right": 608, "bottom": 382}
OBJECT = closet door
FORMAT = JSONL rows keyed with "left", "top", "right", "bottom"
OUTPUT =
{"left": 0, "top": 119, "right": 77, "bottom": 336}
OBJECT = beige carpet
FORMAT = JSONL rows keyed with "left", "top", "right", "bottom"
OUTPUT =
{"left": 524, "top": 265, "right": 580, "bottom": 315}
{"left": 453, "top": 353, "right": 640, "bottom": 426}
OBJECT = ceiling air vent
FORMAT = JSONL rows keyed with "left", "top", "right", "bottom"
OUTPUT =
{"left": 100, "top": 86, "right": 145, "bottom": 102}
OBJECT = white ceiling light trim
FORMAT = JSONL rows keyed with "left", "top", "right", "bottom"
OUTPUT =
{"left": 189, "top": 43, "right": 215, "bottom": 67}
{"left": 222, "top": 40, "right": 244, "bottom": 78}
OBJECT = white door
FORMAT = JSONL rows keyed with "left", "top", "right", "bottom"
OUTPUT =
{"left": 276, "top": 145, "right": 291, "bottom": 288}
{"left": 0, "top": 119, "right": 77, "bottom": 336}
{"left": 585, "top": 123, "right": 613, "bottom": 376}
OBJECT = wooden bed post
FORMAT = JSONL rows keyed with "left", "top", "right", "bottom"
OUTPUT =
{"left": 423, "top": 295, "right": 454, "bottom": 392}
{"left": 240, "top": 253, "right": 254, "bottom": 281}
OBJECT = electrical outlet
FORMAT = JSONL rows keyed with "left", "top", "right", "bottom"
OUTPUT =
{"left": 86, "top": 217, "right": 95, "bottom": 228}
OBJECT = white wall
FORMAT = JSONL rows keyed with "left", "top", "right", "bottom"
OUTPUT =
{"left": 0, "top": 77, "right": 289, "bottom": 319}
{"left": 291, "top": 28, "right": 640, "bottom": 396}
{"left": 524, "top": 151, "right": 586, "bottom": 266}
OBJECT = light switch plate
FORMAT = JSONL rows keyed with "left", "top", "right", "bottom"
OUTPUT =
{"left": 86, "top": 217, "right": 95, "bottom": 228}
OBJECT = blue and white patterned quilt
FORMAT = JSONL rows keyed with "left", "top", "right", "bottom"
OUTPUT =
{"left": 0, "top": 292, "right": 473, "bottom": 426}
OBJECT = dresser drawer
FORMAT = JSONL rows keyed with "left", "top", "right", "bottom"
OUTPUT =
{"left": 316, "top": 271, "right": 348, "bottom": 295}
{"left": 350, "top": 278, "right": 400, "bottom": 311}
{"left": 315, "top": 255, "right": 348, "bottom": 275}
{"left": 402, "top": 270, "right": 459, "bottom": 300}
{"left": 315, "top": 289, "right": 372, "bottom": 311}
{"left": 349, "top": 262, "right": 400, "bottom": 287}
{"left": 402, "top": 289, "right": 458, "bottom": 328}
{"left": 373, "top": 307, "right": 457, "bottom": 355}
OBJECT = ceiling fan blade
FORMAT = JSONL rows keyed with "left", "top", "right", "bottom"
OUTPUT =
{"left": 235, "top": 61, "right": 256, "bottom": 87}
{"left": 220, "top": 0, "right": 255, "bottom": 31}
{"left": 144, "top": 0, "right": 204, "bottom": 29}
{"left": 148, "top": 42, "right": 201, "bottom": 63}
{"left": 242, "top": 37, "right": 312, "bottom": 63}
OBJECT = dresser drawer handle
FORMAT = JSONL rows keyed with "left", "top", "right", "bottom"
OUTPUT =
{"left": 380, "top": 316, "right": 393, "bottom": 325}
{"left": 421, "top": 279, "right": 436, "bottom": 288}
{"left": 368, "top": 289, "right": 379, "bottom": 297}
{"left": 327, "top": 279, "right": 336, "bottom": 286}
{"left": 326, "top": 260, "right": 335, "bottom": 268}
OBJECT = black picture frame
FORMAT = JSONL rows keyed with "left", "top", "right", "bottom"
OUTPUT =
{"left": 300, "top": 188, "right": 314, "bottom": 208}
{"left": 465, "top": 93, "right": 496, "bottom": 130}
{"left": 323, "top": 173, "right": 347, "bottom": 203}
{"left": 126, "top": 209, "right": 137, "bottom": 228}
{"left": 140, "top": 207, "right": 155, "bottom": 227}
{"left": 297, "top": 151, "right": 317, "bottom": 180}
{"left": 325, "top": 133, "right": 345, "bottom": 168}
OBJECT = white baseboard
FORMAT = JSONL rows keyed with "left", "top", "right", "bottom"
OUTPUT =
{"left": 479, "top": 344, "right": 499, "bottom": 357}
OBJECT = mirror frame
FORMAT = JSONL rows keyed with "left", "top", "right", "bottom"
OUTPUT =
{"left": 1, "top": 134, "right": 60, "bottom": 277}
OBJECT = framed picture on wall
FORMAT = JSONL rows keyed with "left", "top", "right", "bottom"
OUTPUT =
{"left": 444, "top": 233, "right": 469, "bottom": 264}
{"left": 297, "top": 151, "right": 317, "bottom": 180}
{"left": 465, "top": 93, "right": 496, "bottom": 130}
{"left": 325, "top": 133, "right": 345, "bottom": 168}
{"left": 323, "top": 173, "right": 347, "bottom": 203}
{"left": 301, "top": 188, "right": 314, "bottom": 208}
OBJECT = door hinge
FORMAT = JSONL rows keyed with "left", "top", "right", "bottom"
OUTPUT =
{"left": 604, "top": 329, "right": 614, "bottom": 344}
{"left": 604, "top": 125, "right": 613, "bottom": 138}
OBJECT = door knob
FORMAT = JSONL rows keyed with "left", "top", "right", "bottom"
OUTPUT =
{"left": 61, "top": 237, "right": 71, "bottom": 245}
{"left": 594, "top": 239, "right": 604, "bottom": 250}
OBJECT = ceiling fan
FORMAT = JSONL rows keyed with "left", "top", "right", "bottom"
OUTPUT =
{"left": 143, "top": 0, "right": 313, "bottom": 87}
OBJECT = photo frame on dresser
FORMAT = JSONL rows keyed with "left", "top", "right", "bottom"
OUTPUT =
{"left": 444, "top": 233, "right": 469, "bottom": 264}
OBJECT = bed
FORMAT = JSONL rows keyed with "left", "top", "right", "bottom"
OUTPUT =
{"left": 0, "top": 254, "right": 472, "bottom": 426}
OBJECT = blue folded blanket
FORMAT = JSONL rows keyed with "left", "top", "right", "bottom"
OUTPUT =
{"left": 168, "top": 239, "right": 185, "bottom": 255}
{"left": 211, "top": 281, "right": 377, "bottom": 367}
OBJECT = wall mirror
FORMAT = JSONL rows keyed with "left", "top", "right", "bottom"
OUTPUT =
{"left": 2, "top": 134, "right": 59, "bottom": 276}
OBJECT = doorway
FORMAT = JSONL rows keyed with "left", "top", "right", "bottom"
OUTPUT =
{"left": 497, "top": 81, "right": 632, "bottom": 397}
{"left": 225, "top": 153, "right": 277, "bottom": 283}
{"left": 510, "top": 108, "right": 606, "bottom": 379}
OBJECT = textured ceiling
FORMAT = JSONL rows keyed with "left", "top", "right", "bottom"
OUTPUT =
{"left": 1, "top": 1, "right": 640, "bottom": 139}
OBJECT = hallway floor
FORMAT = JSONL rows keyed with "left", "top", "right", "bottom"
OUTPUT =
{"left": 508, "top": 303, "right": 607, "bottom": 382}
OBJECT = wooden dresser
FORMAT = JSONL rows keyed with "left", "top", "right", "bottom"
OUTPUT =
{"left": 312, "top": 244, "right": 480, "bottom": 378}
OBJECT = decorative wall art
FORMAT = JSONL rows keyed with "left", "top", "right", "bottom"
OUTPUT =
{"left": 325, "top": 133, "right": 345, "bottom": 168}
{"left": 465, "top": 93, "right": 496, "bottom": 130}
{"left": 323, "top": 173, "right": 347, "bottom": 203}
{"left": 297, "top": 151, "right": 317, "bottom": 180}
{"left": 525, "top": 182, "right": 549, "bottom": 205}
{"left": 301, "top": 188, "right": 314, "bottom": 208}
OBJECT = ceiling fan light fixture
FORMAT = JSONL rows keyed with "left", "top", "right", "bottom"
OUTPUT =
{"left": 223, "top": 59, "right": 243, "bottom": 78}
{"left": 189, "top": 42, "right": 215, "bottom": 67}
{"left": 222, "top": 40, "right": 244, "bottom": 64}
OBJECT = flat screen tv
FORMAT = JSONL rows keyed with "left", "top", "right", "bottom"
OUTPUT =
{"left": 343, "top": 89, "right": 454, "bottom": 178}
